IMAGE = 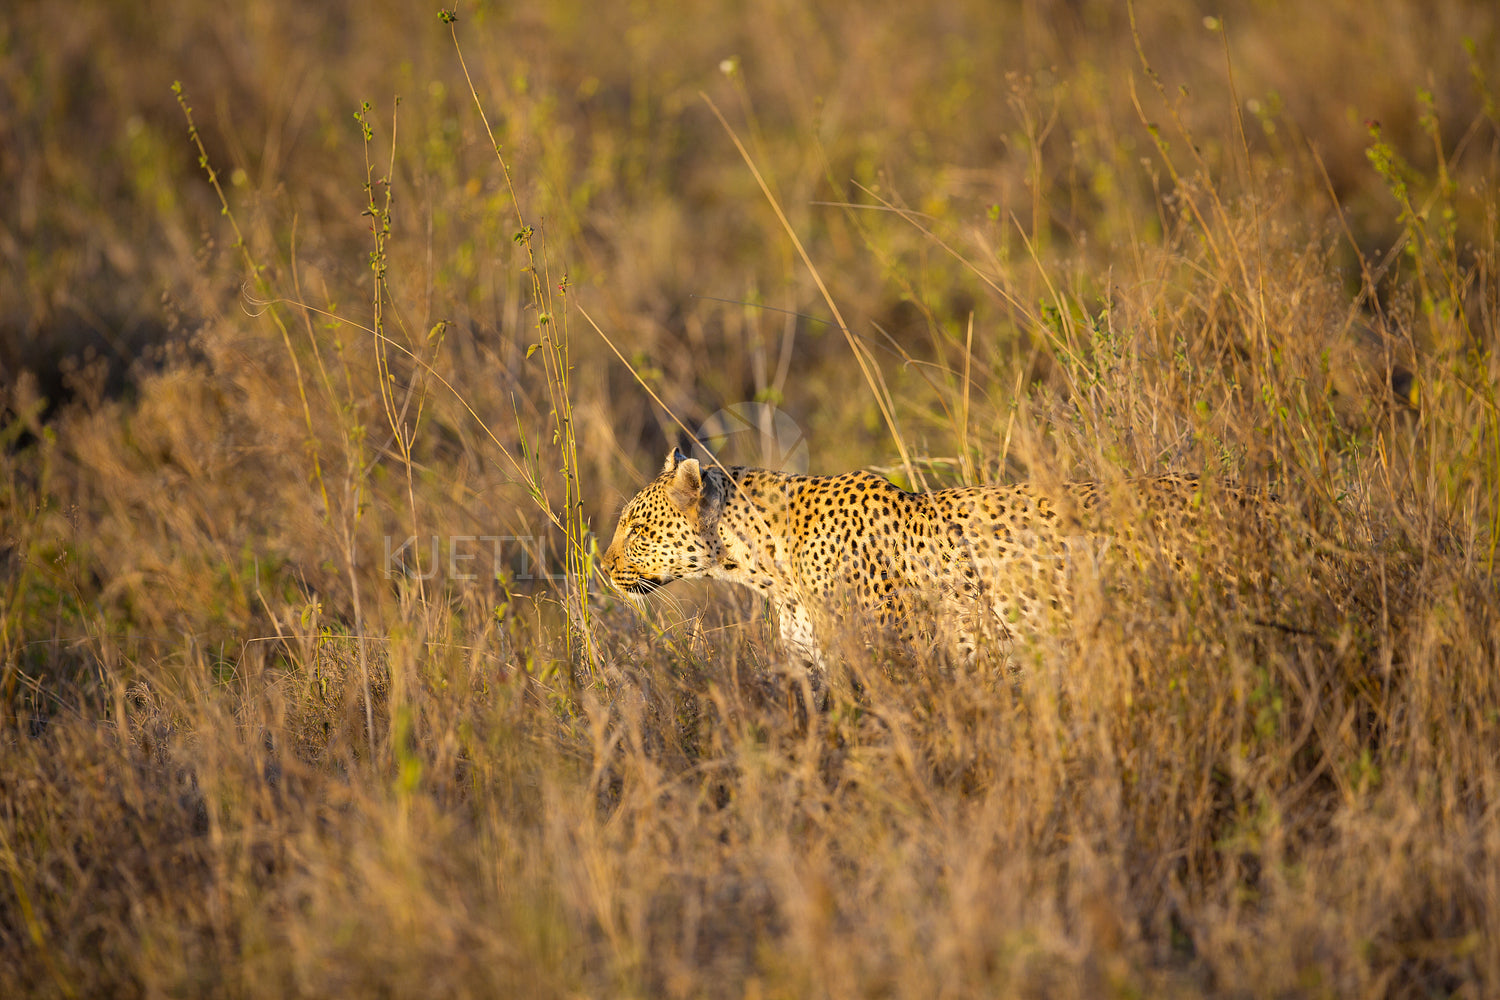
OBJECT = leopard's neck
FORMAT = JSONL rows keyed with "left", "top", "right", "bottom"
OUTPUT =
{"left": 703, "top": 466, "right": 804, "bottom": 596}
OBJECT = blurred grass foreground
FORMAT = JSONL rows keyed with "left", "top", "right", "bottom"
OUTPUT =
{"left": 3, "top": 0, "right": 1500, "bottom": 995}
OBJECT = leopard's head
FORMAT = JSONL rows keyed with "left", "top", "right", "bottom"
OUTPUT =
{"left": 603, "top": 448, "right": 724, "bottom": 595}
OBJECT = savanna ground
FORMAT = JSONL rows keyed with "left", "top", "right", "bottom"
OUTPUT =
{"left": 2, "top": 0, "right": 1499, "bottom": 995}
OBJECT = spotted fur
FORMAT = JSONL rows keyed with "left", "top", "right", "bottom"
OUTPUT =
{"left": 603, "top": 448, "right": 1269, "bottom": 667}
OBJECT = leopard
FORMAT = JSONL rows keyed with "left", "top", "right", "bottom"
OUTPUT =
{"left": 602, "top": 447, "right": 1280, "bottom": 669}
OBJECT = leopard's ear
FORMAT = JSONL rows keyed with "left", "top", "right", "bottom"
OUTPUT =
{"left": 666, "top": 457, "right": 703, "bottom": 513}
{"left": 662, "top": 446, "right": 691, "bottom": 475}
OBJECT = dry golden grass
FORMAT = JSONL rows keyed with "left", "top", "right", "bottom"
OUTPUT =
{"left": 3, "top": 0, "right": 1499, "bottom": 996}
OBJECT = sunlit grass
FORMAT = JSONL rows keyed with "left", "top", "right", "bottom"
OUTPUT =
{"left": 2, "top": 0, "right": 1499, "bottom": 996}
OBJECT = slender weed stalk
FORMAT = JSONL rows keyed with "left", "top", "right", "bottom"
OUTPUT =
{"left": 700, "top": 93, "right": 923, "bottom": 489}
{"left": 173, "top": 82, "right": 331, "bottom": 517}
{"left": 445, "top": 14, "right": 597, "bottom": 678}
